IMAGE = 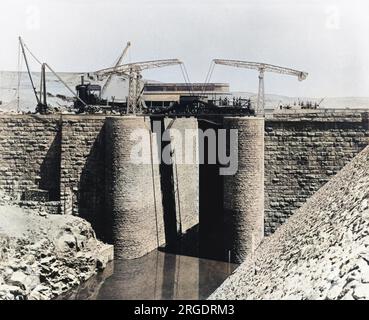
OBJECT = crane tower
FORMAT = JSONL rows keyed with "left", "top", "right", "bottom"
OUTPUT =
{"left": 94, "top": 59, "right": 183, "bottom": 114}
{"left": 213, "top": 59, "right": 308, "bottom": 116}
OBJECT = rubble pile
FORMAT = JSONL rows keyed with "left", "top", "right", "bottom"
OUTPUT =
{"left": 0, "top": 194, "right": 113, "bottom": 300}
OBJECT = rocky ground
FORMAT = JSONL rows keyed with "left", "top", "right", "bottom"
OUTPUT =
{"left": 211, "top": 145, "right": 369, "bottom": 300}
{"left": 0, "top": 193, "right": 113, "bottom": 300}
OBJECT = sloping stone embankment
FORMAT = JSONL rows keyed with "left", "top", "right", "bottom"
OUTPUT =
{"left": 211, "top": 145, "right": 369, "bottom": 300}
{"left": 0, "top": 196, "right": 113, "bottom": 300}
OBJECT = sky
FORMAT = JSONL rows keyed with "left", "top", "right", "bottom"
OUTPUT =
{"left": 1, "top": 0, "right": 369, "bottom": 98}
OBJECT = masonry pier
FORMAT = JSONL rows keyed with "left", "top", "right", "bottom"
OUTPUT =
{"left": 105, "top": 116, "right": 165, "bottom": 259}
{"left": 1, "top": 111, "right": 368, "bottom": 262}
{"left": 223, "top": 117, "right": 264, "bottom": 263}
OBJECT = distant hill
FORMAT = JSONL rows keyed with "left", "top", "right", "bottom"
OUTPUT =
{"left": 231, "top": 91, "right": 369, "bottom": 111}
{"left": 1, "top": 71, "right": 369, "bottom": 113}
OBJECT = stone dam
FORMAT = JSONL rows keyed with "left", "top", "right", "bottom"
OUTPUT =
{"left": 1, "top": 110, "right": 369, "bottom": 266}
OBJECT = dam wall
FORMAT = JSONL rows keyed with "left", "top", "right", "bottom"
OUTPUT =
{"left": 59, "top": 116, "right": 106, "bottom": 236}
{"left": 1, "top": 110, "right": 369, "bottom": 256}
{"left": 0, "top": 114, "right": 199, "bottom": 258}
{"left": 0, "top": 115, "right": 61, "bottom": 200}
{"left": 264, "top": 110, "right": 369, "bottom": 234}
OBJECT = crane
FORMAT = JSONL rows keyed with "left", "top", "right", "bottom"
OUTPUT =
{"left": 101, "top": 41, "right": 131, "bottom": 97}
{"left": 19, "top": 37, "right": 41, "bottom": 107}
{"left": 94, "top": 58, "right": 183, "bottom": 114}
{"left": 18, "top": 36, "right": 89, "bottom": 114}
{"left": 212, "top": 59, "right": 308, "bottom": 116}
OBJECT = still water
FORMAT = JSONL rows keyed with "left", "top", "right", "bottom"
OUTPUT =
{"left": 63, "top": 250, "right": 238, "bottom": 300}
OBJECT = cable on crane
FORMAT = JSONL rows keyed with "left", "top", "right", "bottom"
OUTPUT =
{"left": 179, "top": 63, "right": 194, "bottom": 96}
{"left": 16, "top": 42, "right": 23, "bottom": 112}
{"left": 147, "top": 121, "right": 160, "bottom": 248}
{"left": 180, "top": 65, "right": 187, "bottom": 86}
{"left": 173, "top": 148, "right": 182, "bottom": 235}
{"left": 179, "top": 64, "right": 187, "bottom": 83}
{"left": 201, "top": 60, "right": 215, "bottom": 97}
{"left": 44, "top": 63, "right": 87, "bottom": 107}
{"left": 1, "top": 43, "right": 22, "bottom": 112}
{"left": 96, "top": 58, "right": 182, "bottom": 114}
{"left": 23, "top": 41, "right": 42, "bottom": 66}
{"left": 19, "top": 38, "right": 86, "bottom": 111}
{"left": 16, "top": 41, "right": 23, "bottom": 112}
{"left": 19, "top": 37, "right": 40, "bottom": 106}
{"left": 212, "top": 59, "right": 308, "bottom": 116}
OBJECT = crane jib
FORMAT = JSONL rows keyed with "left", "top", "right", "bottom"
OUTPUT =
{"left": 94, "top": 59, "right": 183, "bottom": 77}
{"left": 213, "top": 59, "right": 308, "bottom": 79}
{"left": 212, "top": 58, "right": 308, "bottom": 117}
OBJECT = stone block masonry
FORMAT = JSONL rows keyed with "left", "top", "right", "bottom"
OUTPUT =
{"left": 211, "top": 137, "right": 369, "bottom": 300}
{"left": 223, "top": 117, "right": 264, "bottom": 263}
{"left": 59, "top": 116, "right": 106, "bottom": 237}
{"left": 105, "top": 117, "right": 165, "bottom": 259}
{"left": 1, "top": 110, "right": 369, "bottom": 257}
{"left": 0, "top": 114, "right": 200, "bottom": 259}
{"left": 264, "top": 110, "right": 369, "bottom": 235}
{"left": 0, "top": 115, "right": 61, "bottom": 201}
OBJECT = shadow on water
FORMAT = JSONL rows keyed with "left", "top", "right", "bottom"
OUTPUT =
{"left": 62, "top": 218, "right": 237, "bottom": 300}
{"left": 63, "top": 250, "right": 237, "bottom": 300}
